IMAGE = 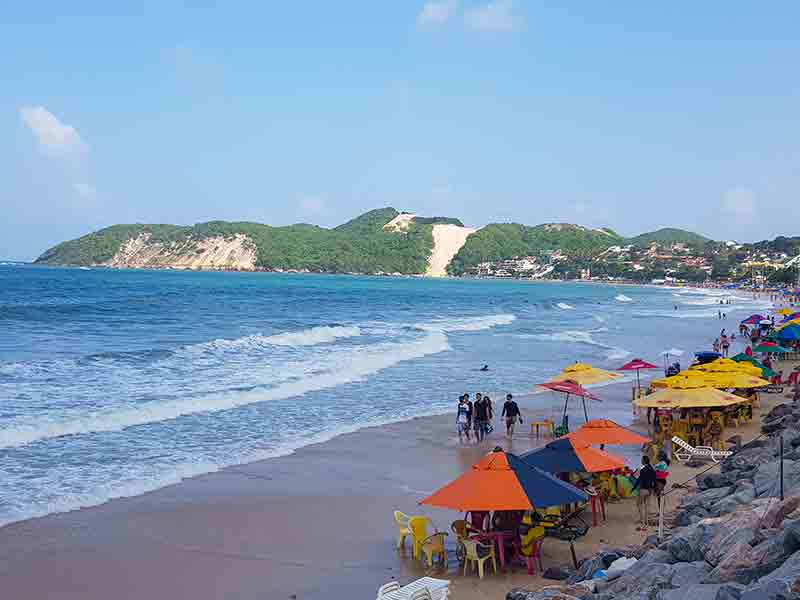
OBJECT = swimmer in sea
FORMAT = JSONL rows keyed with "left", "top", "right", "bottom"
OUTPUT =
{"left": 480, "top": 364, "right": 489, "bottom": 371}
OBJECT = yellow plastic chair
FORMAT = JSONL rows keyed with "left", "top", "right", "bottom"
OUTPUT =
{"left": 420, "top": 532, "right": 448, "bottom": 568}
{"left": 462, "top": 538, "right": 497, "bottom": 579}
{"left": 394, "top": 510, "right": 411, "bottom": 551}
{"left": 409, "top": 516, "right": 435, "bottom": 560}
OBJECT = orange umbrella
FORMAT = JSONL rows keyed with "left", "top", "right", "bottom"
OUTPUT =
{"left": 419, "top": 451, "right": 587, "bottom": 512}
{"left": 569, "top": 419, "right": 650, "bottom": 446}
{"left": 521, "top": 437, "right": 627, "bottom": 473}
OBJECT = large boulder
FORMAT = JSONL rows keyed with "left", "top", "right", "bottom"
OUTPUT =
{"left": 703, "top": 542, "right": 756, "bottom": 584}
{"left": 671, "top": 561, "right": 710, "bottom": 587}
{"left": 608, "top": 562, "right": 675, "bottom": 595}
{"left": 697, "top": 471, "right": 734, "bottom": 490}
{"left": 657, "top": 584, "right": 725, "bottom": 600}
{"left": 762, "top": 493, "right": 800, "bottom": 529}
{"left": 740, "top": 547, "right": 800, "bottom": 600}
{"left": 715, "top": 582, "right": 747, "bottom": 600}
{"left": 755, "top": 460, "right": 800, "bottom": 498}
{"left": 683, "top": 486, "right": 733, "bottom": 511}
{"left": 723, "top": 443, "right": 773, "bottom": 474}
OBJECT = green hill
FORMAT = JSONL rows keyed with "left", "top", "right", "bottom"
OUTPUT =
{"left": 36, "top": 209, "right": 445, "bottom": 274}
{"left": 626, "top": 228, "right": 710, "bottom": 247}
{"left": 447, "top": 223, "right": 622, "bottom": 275}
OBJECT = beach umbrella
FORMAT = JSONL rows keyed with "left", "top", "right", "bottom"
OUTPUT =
{"left": 521, "top": 437, "right": 626, "bottom": 474}
{"left": 568, "top": 419, "right": 650, "bottom": 446}
{"left": 538, "top": 379, "right": 601, "bottom": 424}
{"left": 547, "top": 362, "right": 622, "bottom": 386}
{"left": 702, "top": 372, "right": 771, "bottom": 389}
{"left": 651, "top": 372, "right": 716, "bottom": 389}
{"left": 780, "top": 313, "right": 800, "bottom": 324}
{"left": 771, "top": 324, "right": 800, "bottom": 342}
{"left": 731, "top": 353, "right": 776, "bottom": 378}
{"left": 691, "top": 359, "right": 763, "bottom": 377}
{"left": 741, "top": 314, "right": 765, "bottom": 325}
{"left": 776, "top": 308, "right": 795, "bottom": 316}
{"left": 634, "top": 387, "right": 748, "bottom": 409}
{"left": 754, "top": 343, "right": 789, "bottom": 354}
{"left": 419, "top": 450, "right": 587, "bottom": 512}
{"left": 618, "top": 358, "right": 658, "bottom": 393}
{"left": 695, "top": 351, "right": 723, "bottom": 364}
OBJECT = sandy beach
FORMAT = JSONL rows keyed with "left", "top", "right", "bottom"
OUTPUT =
{"left": 0, "top": 372, "right": 789, "bottom": 600}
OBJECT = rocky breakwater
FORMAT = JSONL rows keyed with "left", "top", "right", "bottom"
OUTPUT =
{"left": 508, "top": 401, "right": 800, "bottom": 600}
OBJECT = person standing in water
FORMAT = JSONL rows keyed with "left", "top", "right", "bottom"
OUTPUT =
{"left": 502, "top": 394, "right": 522, "bottom": 438}
{"left": 473, "top": 393, "right": 487, "bottom": 442}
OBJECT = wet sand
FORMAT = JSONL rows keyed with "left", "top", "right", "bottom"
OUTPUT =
{"left": 0, "top": 378, "right": 789, "bottom": 600}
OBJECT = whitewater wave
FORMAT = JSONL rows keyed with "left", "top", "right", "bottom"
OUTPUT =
{"left": 556, "top": 302, "right": 574, "bottom": 310}
{"left": 202, "top": 325, "right": 361, "bottom": 350}
{"left": 615, "top": 294, "right": 633, "bottom": 302}
{"left": 531, "top": 328, "right": 630, "bottom": 364}
{"left": 417, "top": 314, "right": 516, "bottom": 332}
{"left": 0, "top": 332, "right": 451, "bottom": 449}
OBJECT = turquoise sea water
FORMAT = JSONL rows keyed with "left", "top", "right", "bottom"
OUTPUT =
{"left": 0, "top": 265, "right": 772, "bottom": 525}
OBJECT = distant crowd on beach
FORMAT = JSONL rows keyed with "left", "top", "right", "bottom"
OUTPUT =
{"left": 456, "top": 392, "right": 522, "bottom": 442}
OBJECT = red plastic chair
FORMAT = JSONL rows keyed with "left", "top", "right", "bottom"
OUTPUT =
{"left": 522, "top": 537, "right": 544, "bottom": 575}
{"left": 788, "top": 371, "right": 799, "bottom": 386}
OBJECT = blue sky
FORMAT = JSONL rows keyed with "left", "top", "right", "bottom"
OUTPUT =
{"left": 2, "top": 1, "right": 799, "bottom": 260}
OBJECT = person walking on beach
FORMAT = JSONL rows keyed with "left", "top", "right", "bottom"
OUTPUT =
{"left": 633, "top": 455, "right": 657, "bottom": 530}
{"left": 502, "top": 394, "right": 522, "bottom": 438}
{"left": 484, "top": 395, "right": 494, "bottom": 435}
{"left": 473, "top": 393, "right": 488, "bottom": 442}
{"left": 721, "top": 334, "right": 730, "bottom": 357}
{"left": 456, "top": 395, "right": 471, "bottom": 443}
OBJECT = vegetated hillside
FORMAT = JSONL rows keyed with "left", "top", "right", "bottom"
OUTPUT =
{"left": 447, "top": 223, "right": 622, "bottom": 275}
{"left": 626, "top": 228, "right": 711, "bottom": 247}
{"left": 35, "top": 208, "right": 454, "bottom": 274}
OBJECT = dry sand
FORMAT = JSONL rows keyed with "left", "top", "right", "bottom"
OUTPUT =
{"left": 0, "top": 380, "right": 787, "bottom": 600}
{"left": 426, "top": 224, "right": 477, "bottom": 277}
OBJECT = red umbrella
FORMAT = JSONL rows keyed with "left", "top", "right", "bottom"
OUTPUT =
{"left": 538, "top": 379, "right": 600, "bottom": 426}
{"left": 619, "top": 358, "right": 658, "bottom": 393}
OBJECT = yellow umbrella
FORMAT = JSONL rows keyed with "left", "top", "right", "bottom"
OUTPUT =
{"left": 691, "top": 359, "right": 763, "bottom": 377}
{"left": 776, "top": 308, "right": 795, "bottom": 316}
{"left": 702, "top": 372, "right": 770, "bottom": 389}
{"left": 547, "top": 362, "right": 622, "bottom": 386}
{"left": 634, "top": 387, "right": 748, "bottom": 409}
{"left": 651, "top": 372, "right": 716, "bottom": 389}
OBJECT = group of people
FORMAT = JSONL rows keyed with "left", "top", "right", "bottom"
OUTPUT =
{"left": 456, "top": 393, "right": 522, "bottom": 442}
{"left": 632, "top": 452, "right": 670, "bottom": 531}
{"left": 712, "top": 329, "right": 733, "bottom": 356}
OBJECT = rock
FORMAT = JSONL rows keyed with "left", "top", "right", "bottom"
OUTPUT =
{"left": 740, "top": 547, "right": 800, "bottom": 600}
{"left": 684, "top": 486, "right": 734, "bottom": 510}
{"left": 608, "top": 562, "right": 674, "bottom": 595}
{"left": 763, "top": 417, "right": 787, "bottom": 435}
{"left": 698, "top": 472, "right": 733, "bottom": 490}
{"left": 657, "top": 584, "right": 725, "bottom": 600}
{"left": 704, "top": 542, "right": 756, "bottom": 584}
{"left": 637, "top": 548, "right": 678, "bottom": 566}
{"left": 599, "top": 550, "right": 625, "bottom": 568}
{"left": 505, "top": 589, "right": 583, "bottom": 600}
{"left": 766, "top": 403, "right": 793, "bottom": 421}
{"left": 755, "top": 460, "right": 800, "bottom": 498}
{"left": 671, "top": 561, "right": 710, "bottom": 587}
{"left": 710, "top": 483, "right": 757, "bottom": 517}
{"left": 762, "top": 493, "right": 800, "bottom": 529}
{"left": 715, "top": 582, "right": 747, "bottom": 600}
{"left": 687, "top": 458, "right": 706, "bottom": 468}
{"left": 668, "top": 525, "right": 707, "bottom": 562}
{"left": 703, "top": 509, "right": 762, "bottom": 567}
{"left": 543, "top": 566, "right": 573, "bottom": 581}
{"left": 724, "top": 444, "right": 773, "bottom": 474}
{"left": 785, "top": 520, "right": 800, "bottom": 554}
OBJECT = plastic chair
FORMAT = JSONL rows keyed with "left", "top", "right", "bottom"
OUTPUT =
{"left": 409, "top": 589, "right": 433, "bottom": 600}
{"left": 521, "top": 537, "right": 545, "bottom": 575}
{"left": 394, "top": 510, "right": 411, "bottom": 551}
{"left": 377, "top": 581, "right": 401, "bottom": 598}
{"left": 462, "top": 538, "right": 497, "bottom": 579}
{"left": 420, "top": 532, "right": 448, "bottom": 568}
{"left": 409, "top": 516, "right": 435, "bottom": 560}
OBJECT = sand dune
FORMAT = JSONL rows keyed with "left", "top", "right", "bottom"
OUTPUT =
{"left": 426, "top": 224, "right": 477, "bottom": 277}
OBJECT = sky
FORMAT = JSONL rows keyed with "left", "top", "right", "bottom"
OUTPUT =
{"left": 2, "top": 2, "right": 799, "bottom": 260}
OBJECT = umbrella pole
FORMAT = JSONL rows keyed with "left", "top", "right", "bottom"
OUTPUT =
{"left": 636, "top": 370, "right": 641, "bottom": 396}
{"left": 563, "top": 394, "right": 570, "bottom": 421}
{"left": 582, "top": 397, "right": 588, "bottom": 423}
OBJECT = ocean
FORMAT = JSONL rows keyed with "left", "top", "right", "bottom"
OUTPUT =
{"left": 0, "top": 265, "right": 772, "bottom": 526}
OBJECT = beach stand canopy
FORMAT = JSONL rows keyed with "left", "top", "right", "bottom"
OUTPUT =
{"left": 521, "top": 437, "right": 626, "bottom": 474}
{"left": 538, "top": 379, "right": 600, "bottom": 424}
{"left": 691, "top": 358, "right": 764, "bottom": 377}
{"left": 634, "top": 387, "right": 748, "bottom": 409}
{"left": 701, "top": 372, "right": 771, "bottom": 389}
{"left": 619, "top": 358, "right": 658, "bottom": 393}
{"left": 419, "top": 450, "right": 587, "bottom": 512}
{"left": 569, "top": 419, "right": 650, "bottom": 446}
{"left": 741, "top": 314, "right": 766, "bottom": 325}
{"left": 547, "top": 363, "right": 622, "bottom": 386}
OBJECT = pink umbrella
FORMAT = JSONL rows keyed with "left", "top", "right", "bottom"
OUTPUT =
{"left": 619, "top": 358, "right": 659, "bottom": 393}
{"left": 538, "top": 379, "right": 600, "bottom": 424}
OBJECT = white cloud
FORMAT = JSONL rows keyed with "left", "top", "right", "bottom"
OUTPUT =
{"left": 417, "top": 0, "right": 459, "bottom": 27}
{"left": 20, "top": 106, "right": 88, "bottom": 157}
{"left": 721, "top": 187, "right": 758, "bottom": 221}
{"left": 464, "top": 0, "right": 521, "bottom": 32}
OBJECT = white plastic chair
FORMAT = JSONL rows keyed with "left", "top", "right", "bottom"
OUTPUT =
{"left": 377, "top": 581, "right": 401, "bottom": 599}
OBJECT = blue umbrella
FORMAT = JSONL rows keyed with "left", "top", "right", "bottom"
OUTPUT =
{"left": 772, "top": 324, "right": 800, "bottom": 341}
{"left": 695, "top": 351, "right": 722, "bottom": 364}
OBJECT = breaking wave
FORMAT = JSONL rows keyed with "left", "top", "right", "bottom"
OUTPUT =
{"left": 615, "top": 294, "right": 633, "bottom": 302}
{"left": 556, "top": 302, "right": 574, "bottom": 310}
